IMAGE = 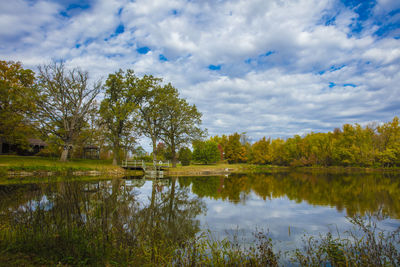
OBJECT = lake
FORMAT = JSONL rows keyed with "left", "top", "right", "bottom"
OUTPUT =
{"left": 1, "top": 171, "right": 400, "bottom": 265}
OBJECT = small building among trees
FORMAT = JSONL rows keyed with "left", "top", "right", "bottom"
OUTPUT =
{"left": 0, "top": 138, "right": 48, "bottom": 155}
{"left": 83, "top": 145, "right": 100, "bottom": 159}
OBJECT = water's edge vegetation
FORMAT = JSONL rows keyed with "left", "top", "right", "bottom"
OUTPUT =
{"left": 1, "top": 206, "right": 398, "bottom": 266}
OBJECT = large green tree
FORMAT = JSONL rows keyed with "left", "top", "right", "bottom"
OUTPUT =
{"left": 36, "top": 61, "right": 101, "bottom": 161}
{"left": 135, "top": 76, "right": 169, "bottom": 161}
{"left": 0, "top": 60, "right": 37, "bottom": 149}
{"left": 159, "top": 84, "right": 204, "bottom": 167}
{"left": 192, "top": 140, "right": 220, "bottom": 164}
{"left": 99, "top": 69, "right": 143, "bottom": 165}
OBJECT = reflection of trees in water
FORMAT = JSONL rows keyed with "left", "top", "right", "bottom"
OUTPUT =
{"left": 0, "top": 178, "right": 206, "bottom": 265}
{"left": 181, "top": 172, "right": 400, "bottom": 218}
{"left": 182, "top": 176, "right": 252, "bottom": 204}
{"left": 0, "top": 183, "right": 42, "bottom": 212}
{"left": 137, "top": 179, "right": 206, "bottom": 253}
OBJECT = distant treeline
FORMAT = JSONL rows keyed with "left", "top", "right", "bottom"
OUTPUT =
{"left": 195, "top": 116, "right": 400, "bottom": 167}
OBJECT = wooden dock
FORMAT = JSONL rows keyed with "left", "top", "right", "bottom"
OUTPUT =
{"left": 121, "top": 160, "right": 170, "bottom": 176}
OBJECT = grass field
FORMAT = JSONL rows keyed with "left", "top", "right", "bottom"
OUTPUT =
{"left": 0, "top": 155, "right": 121, "bottom": 172}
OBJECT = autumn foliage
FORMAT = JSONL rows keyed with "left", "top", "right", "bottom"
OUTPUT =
{"left": 210, "top": 117, "right": 400, "bottom": 167}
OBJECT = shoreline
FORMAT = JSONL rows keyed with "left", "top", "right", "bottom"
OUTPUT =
{"left": 3, "top": 165, "right": 400, "bottom": 179}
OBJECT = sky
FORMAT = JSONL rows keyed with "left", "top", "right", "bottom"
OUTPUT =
{"left": 1, "top": 0, "right": 400, "bottom": 146}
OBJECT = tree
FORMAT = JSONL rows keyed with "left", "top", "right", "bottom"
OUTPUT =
{"left": 132, "top": 145, "right": 147, "bottom": 158}
{"left": 377, "top": 117, "right": 400, "bottom": 166}
{"left": 210, "top": 134, "right": 228, "bottom": 160}
{"left": 99, "top": 69, "right": 142, "bottom": 165}
{"left": 178, "top": 147, "right": 192, "bottom": 166}
{"left": 225, "top": 133, "right": 247, "bottom": 163}
{"left": 0, "top": 60, "right": 37, "bottom": 148}
{"left": 35, "top": 61, "right": 101, "bottom": 161}
{"left": 135, "top": 76, "right": 166, "bottom": 161}
{"left": 192, "top": 140, "right": 220, "bottom": 164}
{"left": 154, "top": 142, "right": 167, "bottom": 161}
{"left": 159, "top": 84, "right": 204, "bottom": 167}
{"left": 269, "top": 138, "right": 286, "bottom": 165}
{"left": 250, "top": 137, "right": 271, "bottom": 165}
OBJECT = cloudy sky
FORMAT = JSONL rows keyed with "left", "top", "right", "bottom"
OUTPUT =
{"left": 1, "top": 0, "right": 399, "bottom": 144}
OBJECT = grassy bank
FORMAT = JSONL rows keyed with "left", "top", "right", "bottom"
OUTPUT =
{"left": 0, "top": 155, "right": 138, "bottom": 178}
{"left": 0, "top": 174, "right": 120, "bottom": 185}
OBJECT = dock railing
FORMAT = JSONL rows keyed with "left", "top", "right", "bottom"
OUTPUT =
{"left": 121, "top": 160, "right": 146, "bottom": 169}
{"left": 122, "top": 159, "right": 170, "bottom": 170}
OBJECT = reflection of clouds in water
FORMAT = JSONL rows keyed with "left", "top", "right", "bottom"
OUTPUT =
{"left": 197, "top": 191, "right": 399, "bottom": 256}
{"left": 134, "top": 180, "right": 153, "bottom": 207}
{"left": 26, "top": 195, "right": 53, "bottom": 212}
{"left": 213, "top": 205, "right": 224, "bottom": 213}
{"left": 121, "top": 177, "right": 400, "bottom": 258}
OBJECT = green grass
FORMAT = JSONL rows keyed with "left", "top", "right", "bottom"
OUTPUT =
{"left": 0, "top": 174, "right": 118, "bottom": 185}
{"left": 0, "top": 155, "right": 123, "bottom": 173}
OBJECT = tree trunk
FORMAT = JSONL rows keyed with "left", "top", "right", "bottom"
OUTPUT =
{"left": 112, "top": 142, "right": 120, "bottom": 166}
{"left": 152, "top": 137, "right": 157, "bottom": 162}
{"left": 60, "top": 144, "right": 70, "bottom": 162}
{"left": 171, "top": 143, "right": 177, "bottom": 167}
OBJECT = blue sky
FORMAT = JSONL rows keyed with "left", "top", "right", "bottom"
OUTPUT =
{"left": 1, "top": 0, "right": 399, "bottom": 146}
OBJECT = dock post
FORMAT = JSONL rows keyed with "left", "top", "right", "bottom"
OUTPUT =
{"left": 142, "top": 160, "right": 146, "bottom": 171}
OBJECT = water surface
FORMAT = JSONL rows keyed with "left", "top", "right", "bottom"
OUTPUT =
{"left": 1, "top": 171, "right": 399, "bottom": 261}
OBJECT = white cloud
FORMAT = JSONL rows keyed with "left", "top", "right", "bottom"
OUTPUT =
{"left": 1, "top": 0, "right": 399, "bottom": 145}
{"left": 0, "top": 0, "right": 61, "bottom": 48}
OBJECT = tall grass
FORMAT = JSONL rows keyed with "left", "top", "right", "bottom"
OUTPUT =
{"left": 2, "top": 214, "right": 399, "bottom": 266}
{"left": 292, "top": 215, "right": 400, "bottom": 266}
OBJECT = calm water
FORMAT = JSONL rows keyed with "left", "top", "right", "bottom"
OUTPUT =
{"left": 1, "top": 171, "right": 400, "bottom": 260}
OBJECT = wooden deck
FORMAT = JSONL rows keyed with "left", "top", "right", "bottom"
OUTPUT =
{"left": 121, "top": 160, "right": 170, "bottom": 172}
